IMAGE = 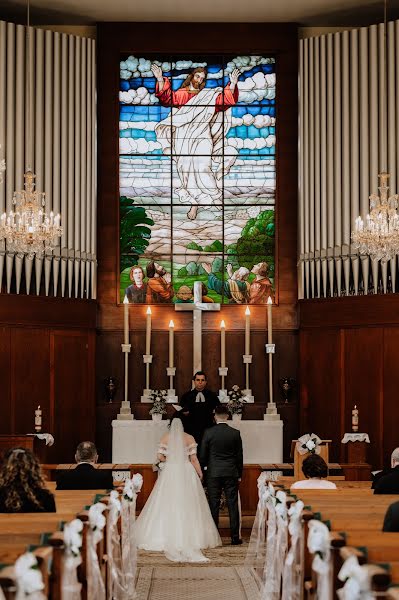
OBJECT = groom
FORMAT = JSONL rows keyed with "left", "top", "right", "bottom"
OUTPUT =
{"left": 200, "top": 405, "right": 243, "bottom": 545}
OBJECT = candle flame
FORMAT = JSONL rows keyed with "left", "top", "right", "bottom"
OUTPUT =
{"left": 267, "top": 296, "right": 273, "bottom": 305}
{"left": 245, "top": 306, "right": 251, "bottom": 315}
{"left": 220, "top": 320, "right": 226, "bottom": 328}
{"left": 354, "top": 405, "right": 357, "bottom": 409}
{"left": 146, "top": 306, "right": 152, "bottom": 315}
{"left": 169, "top": 320, "right": 174, "bottom": 328}
{"left": 123, "top": 295, "right": 129, "bottom": 304}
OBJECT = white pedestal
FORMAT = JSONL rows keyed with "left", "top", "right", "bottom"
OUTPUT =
{"left": 263, "top": 402, "right": 281, "bottom": 422}
{"left": 219, "top": 389, "right": 228, "bottom": 402}
{"left": 166, "top": 390, "right": 178, "bottom": 403}
{"left": 242, "top": 389, "right": 255, "bottom": 403}
{"left": 141, "top": 389, "right": 153, "bottom": 403}
{"left": 117, "top": 401, "right": 134, "bottom": 421}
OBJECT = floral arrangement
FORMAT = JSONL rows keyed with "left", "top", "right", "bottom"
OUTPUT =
{"left": 227, "top": 385, "right": 247, "bottom": 415}
{"left": 149, "top": 389, "right": 168, "bottom": 415}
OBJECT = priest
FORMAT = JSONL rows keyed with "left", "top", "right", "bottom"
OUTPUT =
{"left": 179, "top": 371, "right": 220, "bottom": 446}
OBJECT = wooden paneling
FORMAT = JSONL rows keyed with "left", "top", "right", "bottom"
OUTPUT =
{"left": 382, "top": 328, "right": 399, "bottom": 465}
{"left": 52, "top": 331, "right": 96, "bottom": 463}
{"left": 344, "top": 328, "right": 383, "bottom": 468}
{"left": 299, "top": 329, "right": 342, "bottom": 461}
{"left": 0, "top": 294, "right": 96, "bottom": 329}
{"left": 0, "top": 328, "right": 11, "bottom": 433}
{"left": 299, "top": 296, "right": 399, "bottom": 469}
{"left": 12, "top": 328, "right": 50, "bottom": 435}
{"left": 0, "top": 297, "right": 96, "bottom": 463}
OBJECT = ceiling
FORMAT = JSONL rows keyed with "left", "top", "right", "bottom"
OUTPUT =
{"left": 0, "top": 0, "right": 398, "bottom": 27}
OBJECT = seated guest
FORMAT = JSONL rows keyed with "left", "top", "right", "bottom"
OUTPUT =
{"left": 56, "top": 441, "right": 114, "bottom": 490}
{"left": 374, "top": 447, "right": 399, "bottom": 494}
{"left": 383, "top": 501, "right": 399, "bottom": 532}
{"left": 0, "top": 448, "right": 56, "bottom": 513}
{"left": 291, "top": 454, "right": 337, "bottom": 490}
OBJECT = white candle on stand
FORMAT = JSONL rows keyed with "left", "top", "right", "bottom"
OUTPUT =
{"left": 220, "top": 320, "right": 226, "bottom": 368}
{"left": 35, "top": 405, "right": 42, "bottom": 431}
{"left": 169, "top": 320, "right": 174, "bottom": 368}
{"left": 145, "top": 306, "right": 152, "bottom": 354}
{"left": 352, "top": 405, "right": 359, "bottom": 432}
{"left": 123, "top": 295, "right": 129, "bottom": 345}
{"left": 245, "top": 306, "right": 251, "bottom": 355}
{"left": 267, "top": 296, "right": 273, "bottom": 344}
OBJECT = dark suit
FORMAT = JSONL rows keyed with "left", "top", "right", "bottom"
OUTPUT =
{"left": 371, "top": 468, "right": 393, "bottom": 489}
{"left": 383, "top": 501, "right": 399, "bottom": 532}
{"left": 180, "top": 388, "right": 220, "bottom": 445}
{"left": 200, "top": 422, "right": 243, "bottom": 541}
{"left": 374, "top": 465, "right": 399, "bottom": 494}
{"left": 56, "top": 463, "right": 114, "bottom": 490}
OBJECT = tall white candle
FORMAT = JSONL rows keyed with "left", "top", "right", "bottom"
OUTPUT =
{"left": 352, "top": 405, "right": 359, "bottom": 432}
{"left": 267, "top": 296, "right": 273, "bottom": 344}
{"left": 145, "top": 306, "right": 152, "bottom": 354}
{"left": 245, "top": 306, "right": 251, "bottom": 355}
{"left": 169, "top": 320, "right": 174, "bottom": 368}
{"left": 220, "top": 320, "right": 226, "bottom": 368}
{"left": 123, "top": 295, "right": 129, "bottom": 345}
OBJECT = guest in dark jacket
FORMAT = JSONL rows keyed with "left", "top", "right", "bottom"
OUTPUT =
{"left": 374, "top": 448, "right": 399, "bottom": 494}
{"left": 383, "top": 501, "right": 399, "bottom": 532}
{"left": 56, "top": 441, "right": 114, "bottom": 490}
{"left": 0, "top": 447, "right": 56, "bottom": 513}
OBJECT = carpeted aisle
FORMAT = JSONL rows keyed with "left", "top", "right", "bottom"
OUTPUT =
{"left": 136, "top": 540, "right": 260, "bottom": 600}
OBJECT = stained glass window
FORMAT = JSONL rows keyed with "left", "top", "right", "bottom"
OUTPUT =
{"left": 119, "top": 55, "right": 276, "bottom": 304}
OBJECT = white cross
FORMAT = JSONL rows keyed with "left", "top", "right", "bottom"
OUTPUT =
{"left": 174, "top": 280, "right": 220, "bottom": 373}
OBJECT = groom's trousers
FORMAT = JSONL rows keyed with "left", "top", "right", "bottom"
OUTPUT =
{"left": 206, "top": 476, "right": 240, "bottom": 540}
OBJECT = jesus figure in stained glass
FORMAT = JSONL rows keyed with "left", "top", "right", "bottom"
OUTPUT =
{"left": 151, "top": 64, "right": 241, "bottom": 220}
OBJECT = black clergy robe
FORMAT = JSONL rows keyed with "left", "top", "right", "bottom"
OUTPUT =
{"left": 179, "top": 388, "right": 220, "bottom": 446}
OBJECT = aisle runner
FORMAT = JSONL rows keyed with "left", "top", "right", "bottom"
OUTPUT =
{"left": 135, "top": 566, "right": 260, "bottom": 600}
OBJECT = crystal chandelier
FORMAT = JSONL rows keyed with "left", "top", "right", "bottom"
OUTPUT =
{"left": 351, "top": 0, "right": 398, "bottom": 264}
{"left": 0, "top": 0, "right": 62, "bottom": 259}
{"left": 0, "top": 171, "right": 62, "bottom": 260}
{"left": 352, "top": 172, "right": 399, "bottom": 263}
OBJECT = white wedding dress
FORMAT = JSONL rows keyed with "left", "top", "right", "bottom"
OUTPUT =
{"left": 134, "top": 418, "right": 222, "bottom": 562}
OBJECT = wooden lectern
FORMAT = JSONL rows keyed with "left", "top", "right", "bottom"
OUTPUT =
{"left": 291, "top": 439, "right": 332, "bottom": 480}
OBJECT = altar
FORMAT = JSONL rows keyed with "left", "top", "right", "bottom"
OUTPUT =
{"left": 112, "top": 419, "right": 283, "bottom": 464}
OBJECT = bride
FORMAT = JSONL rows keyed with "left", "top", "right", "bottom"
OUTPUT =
{"left": 134, "top": 413, "right": 222, "bottom": 562}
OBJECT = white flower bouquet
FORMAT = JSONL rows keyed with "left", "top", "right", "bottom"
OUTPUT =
{"left": 149, "top": 389, "right": 168, "bottom": 415}
{"left": 227, "top": 385, "right": 247, "bottom": 415}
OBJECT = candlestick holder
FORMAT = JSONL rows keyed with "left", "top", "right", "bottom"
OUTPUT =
{"left": 242, "top": 354, "right": 254, "bottom": 402}
{"left": 166, "top": 367, "right": 178, "bottom": 403}
{"left": 263, "top": 342, "right": 281, "bottom": 423}
{"left": 141, "top": 354, "right": 153, "bottom": 403}
{"left": 117, "top": 343, "right": 134, "bottom": 420}
{"left": 218, "top": 366, "right": 228, "bottom": 398}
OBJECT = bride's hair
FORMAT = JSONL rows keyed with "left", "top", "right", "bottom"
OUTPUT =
{"left": 168, "top": 411, "right": 185, "bottom": 430}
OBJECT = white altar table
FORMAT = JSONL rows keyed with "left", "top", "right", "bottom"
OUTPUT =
{"left": 112, "top": 419, "right": 283, "bottom": 464}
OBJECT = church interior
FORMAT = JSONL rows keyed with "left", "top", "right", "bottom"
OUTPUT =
{"left": 1, "top": 0, "right": 399, "bottom": 597}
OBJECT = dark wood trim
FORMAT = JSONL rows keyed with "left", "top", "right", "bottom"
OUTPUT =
{"left": 300, "top": 295, "right": 399, "bottom": 329}
{"left": 96, "top": 22, "right": 298, "bottom": 331}
{"left": 0, "top": 294, "right": 97, "bottom": 329}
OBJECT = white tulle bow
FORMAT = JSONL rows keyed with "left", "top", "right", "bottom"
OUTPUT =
{"left": 296, "top": 433, "right": 322, "bottom": 455}
{"left": 64, "top": 519, "right": 83, "bottom": 557}
{"left": 89, "top": 502, "right": 107, "bottom": 545}
{"left": 15, "top": 553, "right": 45, "bottom": 598}
{"left": 337, "top": 556, "right": 373, "bottom": 600}
{"left": 123, "top": 473, "right": 143, "bottom": 500}
{"left": 308, "top": 520, "right": 332, "bottom": 600}
{"left": 109, "top": 490, "right": 121, "bottom": 514}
